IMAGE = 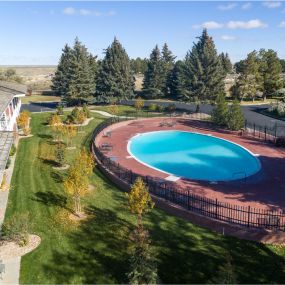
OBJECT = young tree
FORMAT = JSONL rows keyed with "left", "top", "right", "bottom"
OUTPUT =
{"left": 96, "top": 37, "right": 134, "bottom": 103}
{"left": 143, "top": 45, "right": 164, "bottom": 99}
{"left": 108, "top": 104, "right": 119, "bottom": 116}
{"left": 82, "top": 104, "right": 91, "bottom": 118}
{"left": 134, "top": 97, "right": 144, "bottom": 113}
{"left": 64, "top": 149, "right": 94, "bottom": 215}
{"left": 48, "top": 114, "right": 62, "bottom": 141}
{"left": 161, "top": 43, "right": 176, "bottom": 95}
{"left": 126, "top": 177, "right": 154, "bottom": 225}
{"left": 184, "top": 29, "right": 225, "bottom": 102}
{"left": 211, "top": 94, "right": 229, "bottom": 127}
{"left": 17, "top": 110, "right": 31, "bottom": 136}
{"left": 54, "top": 142, "right": 66, "bottom": 167}
{"left": 127, "top": 224, "right": 158, "bottom": 285}
{"left": 62, "top": 125, "right": 78, "bottom": 147}
{"left": 259, "top": 49, "right": 282, "bottom": 100}
{"left": 227, "top": 99, "right": 245, "bottom": 131}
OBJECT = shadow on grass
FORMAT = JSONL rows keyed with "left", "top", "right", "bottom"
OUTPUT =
{"left": 43, "top": 205, "right": 131, "bottom": 284}
{"left": 33, "top": 191, "right": 68, "bottom": 210}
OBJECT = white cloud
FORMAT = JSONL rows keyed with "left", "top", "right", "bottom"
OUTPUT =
{"left": 241, "top": 2, "right": 252, "bottom": 10}
{"left": 193, "top": 21, "right": 224, "bottom": 29}
{"left": 227, "top": 19, "right": 268, "bottom": 29}
{"left": 63, "top": 7, "right": 116, "bottom": 17}
{"left": 220, "top": 35, "right": 237, "bottom": 40}
{"left": 63, "top": 7, "right": 76, "bottom": 15}
{"left": 279, "top": 21, "right": 285, "bottom": 27}
{"left": 217, "top": 3, "right": 237, "bottom": 11}
{"left": 262, "top": 1, "right": 282, "bottom": 8}
{"left": 193, "top": 19, "right": 268, "bottom": 30}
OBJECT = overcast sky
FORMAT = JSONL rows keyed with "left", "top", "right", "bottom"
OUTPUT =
{"left": 0, "top": 1, "right": 285, "bottom": 65}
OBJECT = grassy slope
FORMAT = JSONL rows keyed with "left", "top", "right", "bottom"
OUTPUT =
{"left": 4, "top": 111, "right": 285, "bottom": 284}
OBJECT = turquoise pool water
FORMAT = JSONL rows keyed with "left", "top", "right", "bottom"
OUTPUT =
{"left": 128, "top": 130, "right": 261, "bottom": 181}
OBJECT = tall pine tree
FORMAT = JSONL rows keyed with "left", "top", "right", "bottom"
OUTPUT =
{"left": 168, "top": 60, "right": 188, "bottom": 100}
{"left": 259, "top": 49, "right": 282, "bottom": 99}
{"left": 161, "top": 43, "right": 176, "bottom": 95}
{"left": 142, "top": 45, "right": 164, "bottom": 99}
{"left": 96, "top": 38, "right": 134, "bottom": 103}
{"left": 52, "top": 38, "right": 97, "bottom": 105}
{"left": 67, "top": 38, "right": 97, "bottom": 104}
{"left": 219, "top": 52, "right": 233, "bottom": 74}
{"left": 184, "top": 29, "right": 225, "bottom": 101}
{"left": 51, "top": 44, "right": 73, "bottom": 97}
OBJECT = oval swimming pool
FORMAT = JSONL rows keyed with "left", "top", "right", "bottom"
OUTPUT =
{"left": 128, "top": 130, "right": 261, "bottom": 181}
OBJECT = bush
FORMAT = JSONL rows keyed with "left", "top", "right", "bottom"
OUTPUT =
{"left": 5, "top": 158, "right": 11, "bottom": 169}
{"left": 66, "top": 107, "right": 87, "bottom": 124}
{"left": 167, "top": 103, "right": 176, "bottom": 113}
{"left": 9, "top": 144, "right": 16, "bottom": 156}
{"left": 1, "top": 213, "right": 31, "bottom": 246}
{"left": 157, "top": 105, "right": 164, "bottom": 112}
{"left": 148, "top": 104, "right": 157, "bottom": 112}
{"left": 56, "top": 105, "right": 64, "bottom": 116}
{"left": 142, "top": 88, "right": 163, "bottom": 100}
{"left": 82, "top": 104, "right": 91, "bottom": 118}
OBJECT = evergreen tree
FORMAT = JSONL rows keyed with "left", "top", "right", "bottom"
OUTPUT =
{"left": 52, "top": 38, "right": 97, "bottom": 105}
{"left": 227, "top": 99, "right": 245, "bottom": 130}
{"left": 130, "top": 57, "right": 148, "bottom": 74}
{"left": 142, "top": 45, "right": 164, "bottom": 99}
{"left": 67, "top": 38, "right": 97, "bottom": 104}
{"left": 52, "top": 44, "right": 73, "bottom": 97}
{"left": 259, "top": 49, "right": 282, "bottom": 99}
{"left": 219, "top": 52, "right": 233, "bottom": 74}
{"left": 212, "top": 94, "right": 229, "bottom": 126}
{"left": 96, "top": 38, "right": 134, "bottom": 103}
{"left": 127, "top": 224, "right": 157, "bottom": 285}
{"left": 168, "top": 60, "right": 188, "bottom": 100}
{"left": 183, "top": 29, "right": 225, "bottom": 102}
{"left": 232, "top": 51, "right": 261, "bottom": 101}
{"left": 161, "top": 43, "right": 176, "bottom": 95}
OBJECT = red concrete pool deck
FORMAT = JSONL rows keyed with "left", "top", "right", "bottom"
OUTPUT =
{"left": 95, "top": 117, "right": 285, "bottom": 212}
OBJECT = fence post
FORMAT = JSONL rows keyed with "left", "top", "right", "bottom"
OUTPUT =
{"left": 215, "top": 198, "right": 218, "bottom": 219}
{"left": 264, "top": 126, "right": 267, "bottom": 141}
{"left": 247, "top": 206, "right": 251, "bottom": 227}
{"left": 187, "top": 190, "right": 190, "bottom": 209}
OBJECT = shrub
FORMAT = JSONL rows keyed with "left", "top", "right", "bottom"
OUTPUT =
{"left": 148, "top": 104, "right": 157, "bottom": 112}
{"left": 1, "top": 213, "right": 31, "bottom": 246}
{"left": 9, "top": 144, "right": 16, "bottom": 156}
{"left": 142, "top": 88, "right": 163, "bottom": 100}
{"left": 157, "top": 105, "right": 164, "bottom": 113}
{"left": 56, "top": 105, "right": 64, "bottom": 115}
{"left": 82, "top": 104, "right": 91, "bottom": 118}
{"left": 5, "top": 158, "right": 11, "bottom": 169}
{"left": 54, "top": 143, "right": 66, "bottom": 167}
{"left": 167, "top": 103, "right": 176, "bottom": 113}
{"left": 66, "top": 107, "right": 87, "bottom": 124}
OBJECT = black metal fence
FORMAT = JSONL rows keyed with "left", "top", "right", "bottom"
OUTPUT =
{"left": 91, "top": 117, "right": 285, "bottom": 232}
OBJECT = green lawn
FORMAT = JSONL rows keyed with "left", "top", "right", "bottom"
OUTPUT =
{"left": 4, "top": 111, "right": 285, "bottom": 284}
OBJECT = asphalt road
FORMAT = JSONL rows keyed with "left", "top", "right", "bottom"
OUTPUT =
{"left": 21, "top": 100, "right": 285, "bottom": 136}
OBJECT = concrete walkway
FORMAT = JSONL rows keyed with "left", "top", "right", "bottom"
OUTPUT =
{"left": 0, "top": 136, "right": 25, "bottom": 285}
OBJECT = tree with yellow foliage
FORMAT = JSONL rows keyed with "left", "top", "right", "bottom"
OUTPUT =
{"left": 134, "top": 97, "right": 144, "bottom": 113}
{"left": 61, "top": 125, "right": 77, "bottom": 147}
{"left": 108, "top": 104, "right": 119, "bottom": 116}
{"left": 17, "top": 110, "right": 30, "bottom": 136}
{"left": 126, "top": 177, "right": 154, "bottom": 225}
{"left": 48, "top": 114, "right": 62, "bottom": 141}
{"left": 64, "top": 148, "right": 95, "bottom": 216}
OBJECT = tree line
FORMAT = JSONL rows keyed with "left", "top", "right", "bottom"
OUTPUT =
{"left": 52, "top": 29, "right": 285, "bottom": 105}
